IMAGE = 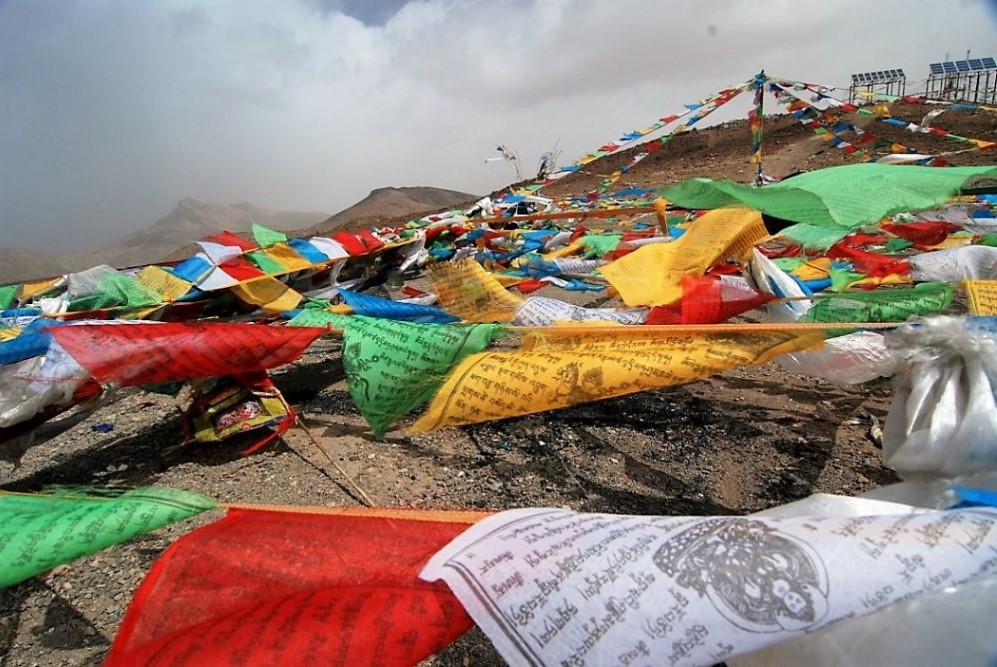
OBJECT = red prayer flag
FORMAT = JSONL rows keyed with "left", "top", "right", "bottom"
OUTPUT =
{"left": 49, "top": 322, "right": 326, "bottom": 386}
{"left": 106, "top": 508, "right": 484, "bottom": 666}
{"left": 203, "top": 231, "right": 256, "bottom": 252}
{"left": 515, "top": 279, "right": 546, "bottom": 294}
{"left": 881, "top": 221, "right": 962, "bottom": 247}
{"left": 218, "top": 256, "right": 266, "bottom": 282}
{"left": 646, "top": 275, "right": 774, "bottom": 324}
{"left": 827, "top": 244, "right": 910, "bottom": 277}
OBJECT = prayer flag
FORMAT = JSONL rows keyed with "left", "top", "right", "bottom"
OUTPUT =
{"left": 599, "top": 208, "right": 767, "bottom": 306}
{"left": 0, "top": 488, "right": 215, "bottom": 588}
{"left": 49, "top": 322, "right": 325, "bottom": 386}
{"left": 410, "top": 326, "right": 824, "bottom": 431}
{"left": 342, "top": 317, "right": 505, "bottom": 436}
{"left": 106, "top": 508, "right": 483, "bottom": 666}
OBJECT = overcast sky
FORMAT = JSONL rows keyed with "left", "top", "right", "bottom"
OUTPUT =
{"left": 2, "top": 0, "right": 995, "bottom": 252}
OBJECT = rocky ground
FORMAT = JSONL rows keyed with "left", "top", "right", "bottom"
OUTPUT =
{"left": 0, "top": 291, "right": 898, "bottom": 665}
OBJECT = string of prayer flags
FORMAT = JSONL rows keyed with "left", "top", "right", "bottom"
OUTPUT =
{"left": 749, "top": 75, "right": 765, "bottom": 164}
{"left": 106, "top": 508, "right": 484, "bottom": 666}
{"left": 49, "top": 322, "right": 325, "bottom": 386}
{"left": 341, "top": 317, "right": 505, "bottom": 437}
{"left": 0, "top": 487, "right": 216, "bottom": 588}
{"left": 799, "top": 282, "right": 955, "bottom": 323}
{"left": 426, "top": 259, "right": 524, "bottom": 322}
{"left": 409, "top": 325, "right": 825, "bottom": 431}
{"left": 660, "top": 164, "right": 997, "bottom": 230}
{"left": 964, "top": 280, "right": 997, "bottom": 315}
{"left": 599, "top": 208, "right": 768, "bottom": 306}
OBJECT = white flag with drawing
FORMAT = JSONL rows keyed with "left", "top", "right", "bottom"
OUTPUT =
{"left": 421, "top": 507, "right": 997, "bottom": 667}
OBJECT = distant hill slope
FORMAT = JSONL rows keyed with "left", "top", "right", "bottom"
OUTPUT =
{"left": 0, "top": 248, "right": 72, "bottom": 284}
{"left": 307, "top": 186, "right": 478, "bottom": 235}
{"left": 60, "top": 199, "right": 329, "bottom": 272}
{"left": 0, "top": 200, "right": 330, "bottom": 283}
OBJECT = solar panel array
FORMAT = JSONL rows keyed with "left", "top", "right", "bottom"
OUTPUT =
{"left": 928, "top": 57, "right": 997, "bottom": 76}
{"left": 850, "top": 69, "right": 906, "bottom": 84}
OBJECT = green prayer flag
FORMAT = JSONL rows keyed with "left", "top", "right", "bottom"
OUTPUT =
{"left": 979, "top": 233, "right": 997, "bottom": 248}
{"left": 286, "top": 308, "right": 352, "bottom": 329}
{"left": 0, "top": 487, "right": 216, "bottom": 588}
{"left": 0, "top": 284, "right": 19, "bottom": 310}
{"left": 580, "top": 233, "right": 621, "bottom": 258}
{"left": 246, "top": 249, "right": 287, "bottom": 275}
{"left": 799, "top": 282, "right": 954, "bottom": 323}
{"left": 884, "top": 237, "right": 914, "bottom": 253}
{"left": 828, "top": 268, "right": 866, "bottom": 292}
{"left": 250, "top": 222, "right": 287, "bottom": 248}
{"left": 777, "top": 223, "right": 850, "bottom": 251}
{"left": 68, "top": 273, "right": 161, "bottom": 312}
{"left": 658, "top": 164, "right": 997, "bottom": 229}
{"left": 342, "top": 317, "right": 506, "bottom": 437}
{"left": 770, "top": 257, "right": 806, "bottom": 272}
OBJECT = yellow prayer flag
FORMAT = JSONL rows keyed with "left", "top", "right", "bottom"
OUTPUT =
{"left": 598, "top": 208, "right": 767, "bottom": 306}
{"left": 791, "top": 258, "right": 832, "bottom": 281}
{"left": 965, "top": 280, "right": 997, "bottom": 315}
{"left": 541, "top": 240, "right": 585, "bottom": 261}
{"left": 426, "top": 259, "right": 524, "bottom": 323}
{"left": 230, "top": 276, "right": 302, "bottom": 312}
{"left": 410, "top": 326, "right": 825, "bottom": 432}
{"left": 923, "top": 235, "right": 973, "bottom": 251}
{"left": 0, "top": 327, "right": 23, "bottom": 342}
{"left": 19, "top": 276, "right": 63, "bottom": 301}
{"left": 262, "top": 243, "right": 315, "bottom": 272}
{"left": 136, "top": 266, "right": 193, "bottom": 302}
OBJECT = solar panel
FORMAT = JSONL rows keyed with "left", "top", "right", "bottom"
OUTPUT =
{"left": 983, "top": 57, "right": 997, "bottom": 69}
{"left": 929, "top": 63, "right": 944, "bottom": 75}
{"left": 956, "top": 60, "right": 971, "bottom": 72}
{"left": 943, "top": 62, "right": 958, "bottom": 73}
{"left": 969, "top": 59, "right": 984, "bottom": 70}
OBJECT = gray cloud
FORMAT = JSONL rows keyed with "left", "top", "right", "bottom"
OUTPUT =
{"left": 1, "top": 0, "right": 995, "bottom": 252}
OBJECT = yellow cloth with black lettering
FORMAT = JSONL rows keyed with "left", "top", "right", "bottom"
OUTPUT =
{"left": 965, "top": 280, "right": 997, "bottom": 315}
{"left": 426, "top": 259, "right": 524, "bottom": 323}
{"left": 599, "top": 208, "right": 767, "bottom": 306}
{"left": 136, "top": 266, "right": 193, "bottom": 302}
{"left": 230, "top": 276, "right": 302, "bottom": 312}
{"left": 410, "top": 325, "right": 825, "bottom": 431}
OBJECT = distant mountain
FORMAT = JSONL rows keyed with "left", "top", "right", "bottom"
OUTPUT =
{"left": 308, "top": 186, "right": 478, "bottom": 235}
{"left": 60, "top": 198, "right": 330, "bottom": 271}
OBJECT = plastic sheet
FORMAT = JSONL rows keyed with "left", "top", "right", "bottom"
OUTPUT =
{"left": 881, "top": 316, "right": 997, "bottom": 477}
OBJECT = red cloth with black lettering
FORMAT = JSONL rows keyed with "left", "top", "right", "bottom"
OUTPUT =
{"left": 106, "top": 509, "right": 483, "bottom": 666}
{"left": 49, "top": 322, "right": 325, "bottom": 386}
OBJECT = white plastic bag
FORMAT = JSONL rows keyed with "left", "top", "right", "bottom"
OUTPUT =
{"left": 882, "top": 316, "right": 997, "bottom": 477}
